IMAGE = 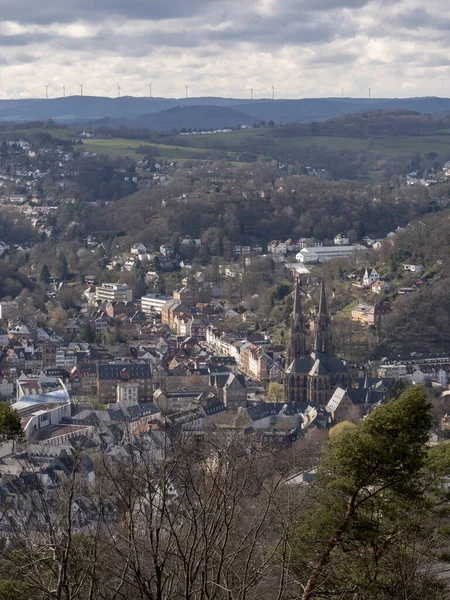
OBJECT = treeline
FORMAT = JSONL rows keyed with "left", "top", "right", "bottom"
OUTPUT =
{"left": 277, "top": 110, "right": 450, "bottom": 139}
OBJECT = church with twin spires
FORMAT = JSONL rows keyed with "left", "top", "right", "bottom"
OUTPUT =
{"left": 284, "top": 279, "right": 350, "bottom": 405}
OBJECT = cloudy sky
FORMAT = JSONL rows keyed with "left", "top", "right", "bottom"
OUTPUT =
{"left": 0, "top": 0, "right": 448, "bottom": 99}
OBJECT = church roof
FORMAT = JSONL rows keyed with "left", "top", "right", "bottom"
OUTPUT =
{"left": 285, "top": 355, "right": 315, "bottom": 375}
{"left": 309, "top": 358, "right": 330, "bottom": 377}
{"left": 309, "top": 352, "right": 349, "bottom": 376}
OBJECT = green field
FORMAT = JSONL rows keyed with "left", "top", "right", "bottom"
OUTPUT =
{"left": 5, "top": 123, "right": 450, "bottom": 168}
{"left": 168, "top": 130, "right": 450, "bottom": 157}
{"left": 81, "top": 137, "right": 227, "bottom": 162}
{"left": 0, "top": 127, "right": 76, "bottom": 140}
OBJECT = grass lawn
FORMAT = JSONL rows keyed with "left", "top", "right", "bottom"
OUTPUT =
{"left": 337, "top": 300, "right": 358, "bottom": 319}
{"left": 81, "top": 137, "right": 227, "bottom": 162}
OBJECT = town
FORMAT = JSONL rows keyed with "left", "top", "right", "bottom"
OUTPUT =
{"left": 1, "top": 118, "right": 450, "bottom": 598}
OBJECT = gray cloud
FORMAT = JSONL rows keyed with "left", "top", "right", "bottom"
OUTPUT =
{"left": 0, "top": 0, "right": 449, "bottom": 99}
{"left": 0, "top": 0, "right": 225, "bottom": 25}
{"left": 390, "top": 7, "right": 450, "bottom": 30}
{"left": 0, "top": 33, "right": 50, "bottom": 46}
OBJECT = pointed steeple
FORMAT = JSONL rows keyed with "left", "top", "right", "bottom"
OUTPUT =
{"left": 318, "top": 277, "right": 328, "bottom": 317}
{"left": 286, "top": 278, "right": 306, "bottom": 364}
{"left": 292, "top": 278, "right": 304, "bottom": 330}
{"left": 313, "top": 325, "right": 321, "bottom": 354}
{"left": 314, "top": 278, "right": 335, "bottom": 357}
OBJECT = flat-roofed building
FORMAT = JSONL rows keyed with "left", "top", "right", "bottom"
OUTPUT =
{"left": 141, "top": 294, "right": 171, "bottom": 316}
{"left": 95, "top": 283, "right": 133, "bottom": 303}
{"left": 296, "top": 245, "right": 365, "bottom": 263}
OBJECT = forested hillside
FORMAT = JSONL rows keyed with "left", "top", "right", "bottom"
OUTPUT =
{"left": 79, "top": 166, "right": 433, "bottom": 252}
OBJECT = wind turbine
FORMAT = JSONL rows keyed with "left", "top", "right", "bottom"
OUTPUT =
{"left": 185, "top": 84, "right": 190, "bottom": 99}
{"left": 62, "top": 84, "right": 66, "bottom": 98}
{"left": 271, "top": 83, "right": 275, "bottom": 100}
{"left": 148, "top": 82, "right": 152, "bottom": 98}
{"left": 79, "top": 83, "right": 84, "bottom": 96}
{"left": 341, "top": 87, "right": 344, "bottom": 98}
{"left": 117, "top": 83, "right": 121, "bottom": 98}
{"left": 249, "top": 87, "right": 254, "bottom": 100}
{"left": 368, "top": 87, "right": 372, "bottom": 99}
{"left": 44, "top": 83, "right": 50, "bottom": 99}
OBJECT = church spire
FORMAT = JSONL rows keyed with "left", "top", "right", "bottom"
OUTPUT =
{"left": 314, "top": 278, "right": 335, "bottom": 356}
{"left": 286, "top": 278, "right": 306, "bottom": 364}
{"left": 293, "top": 277, "right": 304, "bottom": 330}
{"left": 318, "top": 276, "right": 328, "bottom": 317}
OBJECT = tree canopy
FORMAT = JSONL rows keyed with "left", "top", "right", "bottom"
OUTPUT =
{"left": 0, "top": 404, "right": 22, "bottom": 440}
{"left": 291, "top": 387, "right": 450, "bottom": 599}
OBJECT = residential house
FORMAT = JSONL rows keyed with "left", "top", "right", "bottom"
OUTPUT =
{"left": 351, "top": 304, "right": 376, "bottom": 326}
{"left": 70, "top": 364, "right": 97, "bottom": 395}
{"left": 131, "top": 243, "right": 147, "bottom": 254}
{"left": 334, "top": 233, "right": 349, "bottom": 246}
{"left": 371, "top": 280, "right": 390, "bottom": 294}
{"left": 363, "top": 267, "right": 381, "bottom": 287}
{"left": 352, "top": 303, "right": 390, "bottom": 326}
{"left": 239, "top": 343, "right": 269, "bottom": 380}
{"left": 403, "top": 264, "right": 424, "bottom": 275}
{"left": 161, "top": 300, "right": 190, "bottom": 329}
{"left": 222, "top": 373, "right": 247, "bottom": 410}
{"left": 269, "top": 361, "right": 285, "bottom": 383}
{"left": 159, "top": 244, "right": 174, "bottom": 257}
{"left": 9, "top": 323, "right": 35, "bottom": 341}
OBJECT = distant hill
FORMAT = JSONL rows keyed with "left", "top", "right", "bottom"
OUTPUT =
{"left": 3, "top": 95, "right": 450, "bottom": 131}
{"left": 102, "top": 105, "right": 256, "bottom": 132}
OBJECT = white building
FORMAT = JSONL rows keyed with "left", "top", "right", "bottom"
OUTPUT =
{"left": 95, "top": 283, "right": 133, "bottom": 303}
{"left": 12, "top": 375, "right": 71, "bottom": 440}
{"left": 296, "top": 245, "right": 365, "bottom": 263}
{"left": 141, "top": 295, "right": 172, "bottom": 315}
{"left": 372, "top": 281, "right": 390, "bottom": 294}
{"left": 363, "top": 267, "right": 381, "bottom": 287}
{"left": 55, "top": 349, "right": 78, "bottom": 369}
{"left": 131, "top": 243, "right": 147, "bottom": 254}
{"left": 403, "top": 264, "right": 424, "bottom": 275}
{"left": 0, "top": 377, "right": 14, "bottom": 398}
{"left": 377, "top": 364, "right": 407, "bottom": 378}
{"left": 334, "top": 233, "right": 349, "bottom": 246}
{"left": 116, "top": 382, "right": 139, "bottom": 403}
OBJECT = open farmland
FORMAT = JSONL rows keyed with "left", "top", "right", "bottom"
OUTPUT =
{"left": 81, "top": 137, "right": 225, "bottom": 162}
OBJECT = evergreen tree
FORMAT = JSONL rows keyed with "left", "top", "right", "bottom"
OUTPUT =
{"left": 39, "top": 263, "right": 51, "bottom": 284}
{"left": 0, "top": 404, "right": 22, "bottom": 440}
{"left": 57, "top": 253, "right": 69, "bottom": 281}
{"left": 81, "top": 323, "right": 96, "bottom": 343}
{"left": 291, "top": 387, "right": 450, "bottom": 600}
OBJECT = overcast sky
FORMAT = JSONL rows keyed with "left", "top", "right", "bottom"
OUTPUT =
{"left": 0, "top": 0, "right": 448, "bottom": 99}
